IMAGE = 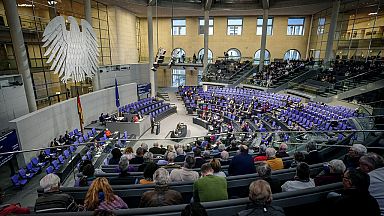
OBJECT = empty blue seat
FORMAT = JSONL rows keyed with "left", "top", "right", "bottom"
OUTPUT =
{"left": 11, "top": 175, "right": 27, "bottom": 188}
{"left": 79, "top": 137, "right": 84, "bottom": 143}
{"left": 46, "top": 166, "right": 54, "bottom": 174}
{"left": 92, "top": 128, "right": 96, "bottom": 135}
{"left": 19, "top": 168, "right": 34, "bottom": 179}
{"left": 52, "top": 160, "right": 61, "bottom": 170}
{"left": 69, "top": 146, "right": 75, "bottom": 153}
{"left": 58, "top": 155, "right": 65, "bottom": 164}
{"left": 63, "top": 150, "right": 70, "bottom": 159}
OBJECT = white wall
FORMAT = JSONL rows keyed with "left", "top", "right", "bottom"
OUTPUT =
{"left": 0, "top": 80, "right": 29, "bottom": 133}
{"left": 10, "top": 83, "right": 138, "bottom": 165}
{"left": 99, "top": 63, "right": 150, "bottom": 89}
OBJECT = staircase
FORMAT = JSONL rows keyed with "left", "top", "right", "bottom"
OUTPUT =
{"left": 157, "top": 92, "right": 170, "bottom": 101}
{"left": 229, "top": 65, "right": 258, "bottom": 86}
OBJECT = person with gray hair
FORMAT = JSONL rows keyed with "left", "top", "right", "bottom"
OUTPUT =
{"left": 162, "top": 152, "right": 181, "bottom": 169}
{"left": 149, "top": 142, "right": 163, "bottom": 154}
{"left": 109, "top": 156, "right": 136, "bottom": 185}
{"left": 34, "top": 174, "right": 79, "bottom": 213}
{"left": 174, "top": 147, "right": 186, "bottom": 162}
{"left": 220, "top": 151, "right": 230, "bottom": 166}
{"left": 139, "top": 168, "right": 183, "bottom": 207}
{"left": 266, "top": 148, "right": 284, "bottom": 171}
{"left": 138, "top": 152, "right": 154, "bottom": 172}
{"left": 170, "top": 155, "right": 199, "bottom": 182}
{"left": 366, "top": 153, "right": 384, "bottom": 215}
{"left": 359, "top": 152, "right": 384, "bottom": 173}
{"left": 344, "top": 144, "right": 367, "bottom": 169}
{"left": 314, "top": 159, "right": 346, "bottom": 186}
{"left": 276, "top": 143, "right": 289, "bottom": 158}
{"left": 141, "top": 143, "right": 149, "bottom": 153}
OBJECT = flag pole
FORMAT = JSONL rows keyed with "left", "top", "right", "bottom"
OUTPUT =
{"left": 76, "top": 85, "right": 84, "bottom": 135}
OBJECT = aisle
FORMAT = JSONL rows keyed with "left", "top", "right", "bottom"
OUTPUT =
{"left": 133, "top": 88, "right": 207, "bottom": 149}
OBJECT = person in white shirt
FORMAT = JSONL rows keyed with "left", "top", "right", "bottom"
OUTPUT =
{"left": 170, "top": 155, "right": 199, "bottom": 182}
{"left": 281, "top": 162, "right": 315, "bottom": 192}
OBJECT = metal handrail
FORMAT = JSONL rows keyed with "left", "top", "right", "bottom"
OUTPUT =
{"left": 1, "top": 129, "right": 383, "bottom": 156}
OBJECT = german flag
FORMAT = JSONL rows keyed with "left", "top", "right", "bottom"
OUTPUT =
{"left": 77, "top": 94, "right": 84, "bottom": 134}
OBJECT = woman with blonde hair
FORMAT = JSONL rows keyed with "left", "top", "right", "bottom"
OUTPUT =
{"left": 237, "top": 180, "right": 285, "bottom": 216}
{"left": 84, "top": 177, "right": 128, "bottom": 211}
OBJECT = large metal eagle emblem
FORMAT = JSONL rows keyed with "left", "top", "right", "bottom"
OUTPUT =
{"left": 42, "top": 16, "right": 99, "bottom": 83}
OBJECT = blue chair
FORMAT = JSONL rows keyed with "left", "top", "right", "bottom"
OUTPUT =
{"left": 79, "top": 137, "right": 84, "bottom": 143}
{"left": 46, "top": 166, "right": 54, "bottom": 174}
{"left": 63, "top": 150, "right": 70, "bottom": 159}
{"left": 31, "top": 157, "right": 46, "bottom": 167}
{"left": 69, "top": 146, "right": 75, "bottom": 153}
{"left": 11, "top": 175, "right": 27, "bottom": 188}
{"left": 19, "top": 168, "right": 34, "bottom": 179}
{"left": 86, "top": 151, "right": 92, "bottom": 160}
{"left": 69, "top": 131, "right": 74, "bottom": 137}
{"left": 58, "top": 155, "right": 65, "bottom": 164}
{"left": 92, "top": 128, "right": 96, "bottom": 135}
{"left": 26, "top": 162, "right": 40, "bottom": 173}
{"left": 52, "top": 160, "right": 61, "bottom": 170}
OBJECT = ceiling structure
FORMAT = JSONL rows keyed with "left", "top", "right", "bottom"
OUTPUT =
{"left": 102, "top": 0, "right": 338, "bottom": 17}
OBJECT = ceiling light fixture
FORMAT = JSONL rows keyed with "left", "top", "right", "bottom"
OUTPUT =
{"left": 17, "top": 3, "right": 34, "bottom": 7}
{"left": 368, "top": 12, "right": 377, "bottom": 15}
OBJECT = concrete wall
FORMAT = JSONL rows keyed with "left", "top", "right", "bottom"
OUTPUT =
{"left": 98, "top": 63, "right": 150, "bottom": 89}
{"left": 0, "top": 83, "right": 29, "bottom": 133}
{"left": 108, "top": 6, "right": 139, "bottom": 64}
{"left": 10, "top": 83, "right": 138, "bottom": 165}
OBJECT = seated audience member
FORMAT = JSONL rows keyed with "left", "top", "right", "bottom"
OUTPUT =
{"left": 149, "top": 142, "right": 163, "bottom": 154}
{"left": 210, "top": 158, "right": 226, "bottom": 177}
{"left": 281, "top": 162, "right": 315, "bottom": 192}
{"left": 359, "top": 152, "right": 384, "bottom": 174}
{"left": 193, "top": 148, "right": 205, "bottom": 168}
{"left": 330, "top": 169, "right": 380, "bottom": 216}
{"left": 35, "top": 174, "right": 79, "bottom": 213}
{"left": 368, "top": 154, "right": 384, "bottom": 215}
{"left": 84, "top": 177, "right": 128, "bottom": 211}
{"left": 162, "top": 152, "right": 181, "bottom": 169}
{"left": 139, "top": 162, "right": 159, "bottom": 185}
{"left": 237, "top": 180, "right": 285, "bottom": 216}
{"left": 104, "top": 128, "right": 112, "bottom": 138}
{"left": 138, "top": 152, "right": 154, "bottom": 172}
{"left": 229, "top": 145, "right": 256, "bottom": 176}
{"left": 174, "top": 147, "right": 186, "bottom": 162}
{"left": 226, "top": 140, "right": 238, "bottom": 152}
{"left": 202, "top": 150, "right": 212, "bottom": 161}
{"left": 220, "top": 151, "right": 230, "bottom": 166}
{"left": 139, "top": 168, "right": 183, "bottom": 207}
{"left": 130, "top": 147, "right": 145, "bottom": 164}
{"left": 315, "top": 159, "right": 346, "bottom": 186}
{"left": 193, "top": 163, "right": 228, "bottom": 202}
{"left": 109, "top": 156, "right": 137, "bottom": 185}
{"left": 305, "top": 141, "right": 323, "bottom": 165}
{"left": 108, "top": 148, "right": 122, "bottom": 165}
{"left": 253, "top": 144, "right": 267, "bottom": 162}
{"left": 343, "top": 144, "right": 367, "bottom": 169}
{"left": 163, "top": 145, "right": 174, "bottom": 159}
{"left": 122, "top": 146, "right": 135, "bottom": 160}
{"left": 265, "top": 148, "right": 284, "bottom": 171}
{"left": 256, "top": 162, "right": 281, "bottom": 193}
{"left": 181, "top": 202, "right": 208, "bottom": 216}
{"left": 140, "top": 143, "right": 149, "bottom": 154}
{"left": 290, "top": 151, "right": 305, "bottom": 168}
{"left": 170, "top": 155, "right": 199, "bottom": 182}
{"left": 75, "top": 164, "right": 96, "bottom": 187}
{"left": 276, "top": 143, "right": 289, "bottom": 158}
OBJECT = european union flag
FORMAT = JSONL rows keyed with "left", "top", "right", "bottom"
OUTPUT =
{"left": 115, "top": 77, "right": 120, "bottom": 108}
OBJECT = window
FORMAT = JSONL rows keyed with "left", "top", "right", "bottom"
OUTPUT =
{"left": 284, "top": 49, "right": 301, "bottom": 60}
{"left": 172, "top": 19, "right": 186, "bottom": 35}
{"left": 287, "top": 17, "right": 305, "bottom": 35}
{"left": 317, "top": 17, "right": 326, "bottom": 35}
{"left": 198, "top": 48, "right": 213, "bottom": 63}
{"left": 227, "top": 48, "right": 241, "bottom": 60}
{"left": 171, "top": 48, "right": 186, "bottom": 63}
{"left": 254, "top": 49, "right": 270, "bottom": 65}
{"left": 227, "top": 18, "right": 243, "bottom": 35}
{"left": 172, "top": 69, "right": 186, "bottom": 87}
{"left": 256, "top": 17, "right": 273, "bottom": 35}
{"left": 199, "top": 18, "right": 214, "bottom": 35}
{"left": 198, "top": 69, "right": 203, "bottom": 85}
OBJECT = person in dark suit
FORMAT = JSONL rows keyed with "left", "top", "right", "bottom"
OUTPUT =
{"left": 109, "top": 156, "right": 137, "bottom": 185}
{"left": 305, "top": 142, "right": 323, "bottom": 165}
{"left": 193, "top": 148, "right": 205, "bottom": 169}
{"left": 149, "top": 142, "right": 163, "bottom": 155}
{"left": 130, "top": 147, "right": 145, "bottom": 164}
{"left": 228, "top": 145, "right": 256, "bottom": 176}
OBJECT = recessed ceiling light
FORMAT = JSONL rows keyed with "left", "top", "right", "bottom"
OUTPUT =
{"left": 368, "top": 12, "right": 377, "bottom": 15}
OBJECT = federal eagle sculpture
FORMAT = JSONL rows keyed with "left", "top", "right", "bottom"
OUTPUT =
{"left": 42, "top": 16, "right": 99, "bottom": 83}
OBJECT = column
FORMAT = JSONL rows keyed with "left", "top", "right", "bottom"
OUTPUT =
{"left": 4, "top": 0, "right": 37, "bottom": 112}
{"left": 47, "top": 0, "right": 57, "bottom": 19}
{"left": 147, "top": 6, "right": 156, "bottom": 97}
{"left": 203, "top": 10, "right": 209, "bottom": 70}
{"left": 324, "top": 0, "right": 340, "bottom": 66}
{"left": 259, "top": 9, "right": 268, "bottom": 72}
{"left": 84, "top": 0, "right": 100, "bottom": 91}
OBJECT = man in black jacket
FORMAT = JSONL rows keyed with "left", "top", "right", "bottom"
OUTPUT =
{"left": 149, "top": 142, "right": 163, "bottom": 155}
{"left": 34, "top": 174, "right": 79, "bottom": 213}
